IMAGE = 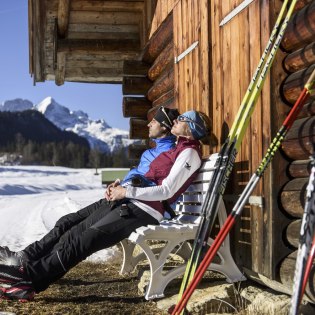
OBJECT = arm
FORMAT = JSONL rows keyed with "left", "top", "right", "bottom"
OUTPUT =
{"left": 125, "top": 148, "right": 201, "bottom": 201}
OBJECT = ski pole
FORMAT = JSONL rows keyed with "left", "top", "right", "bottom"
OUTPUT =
{"left": 290, "top": 146, "right": 315, "bottom": 315}
{"left": 301, "top": 234, "right": 315, "bottom": 301}
{"left": 175, "top": 1, "right": 294, "bottom": 305}
{"left": 172, "top": 63, "right": 314, "bottom": 315}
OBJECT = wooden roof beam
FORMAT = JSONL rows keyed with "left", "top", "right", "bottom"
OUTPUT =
{"left": 57, "top": 38, "right": 141, "bottom": 53}
{"left": 58, "top": 0, "right": 70, "bottom": 38}
{"left": 55, "top": 52, "right": 66, "bottom": 86}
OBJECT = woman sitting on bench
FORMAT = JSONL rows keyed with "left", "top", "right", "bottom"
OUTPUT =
{"left": 0, "top": 110, "right": 212, "bottom": 302}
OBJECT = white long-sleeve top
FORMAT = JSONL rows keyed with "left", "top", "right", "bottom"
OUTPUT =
{"left": 126, "top": 148, "right": 201, "bottom": 221}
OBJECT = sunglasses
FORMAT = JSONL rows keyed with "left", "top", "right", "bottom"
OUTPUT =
{"left": 160, "top": 106, "right": 173, "bottom": 126}
{"left": 177, "top": 115, "right": 204, "bottom": 130}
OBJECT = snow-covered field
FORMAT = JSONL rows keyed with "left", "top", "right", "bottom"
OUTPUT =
{"left": 0, "top": 165, "right": 121, "bottom": 263}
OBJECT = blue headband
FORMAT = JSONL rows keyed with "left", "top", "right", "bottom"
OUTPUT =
{"left": 178, "top": 111, "right": 208, "bottom": 140}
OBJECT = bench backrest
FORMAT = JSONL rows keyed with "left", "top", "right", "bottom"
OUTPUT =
{"left": 174, "top": 153, "right": 219, "bottom": 224}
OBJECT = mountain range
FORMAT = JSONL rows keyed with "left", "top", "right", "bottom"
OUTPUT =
{"left": 0, "top": 97, "right": 136, "bottom": 153}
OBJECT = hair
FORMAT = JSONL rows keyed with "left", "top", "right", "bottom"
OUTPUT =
{"left": 195, "top": 111, "right": 217, "bottom": 146}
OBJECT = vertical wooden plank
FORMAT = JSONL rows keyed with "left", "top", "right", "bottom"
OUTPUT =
{"left": 211, "top": 0, "right": 223, "bottom": 149}
{"left": 187, "top": 0, "right": 193, "bottom": 110}
{"left": 222, "top": 0, "right": 232, "bottom": 137}
{"left": 173, "top": 3, "right": 180, "bottom": 110}
{"left": 161, "top": 0, "right": 168, "bottom": 22}
{"left": 182, "top": 0, "right": 189, "bottom": 112}
{"left": 192, "top": 0, "right": 200, "bottom": 111}
{"left": 247, "top": 0, "right": 263, "bottom": 274}
{"left": 260, "top": 0, "right": 273, "bottom": 279}
{"left": 200, "top": 0, "right": 209, "bottom": 116}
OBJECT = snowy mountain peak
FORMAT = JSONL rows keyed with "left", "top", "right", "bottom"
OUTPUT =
{"left": 1, "top": 97, "right": 135, "bottom": 153}
{"left": 36, "top": 96, "right": 59, "bottom": 113}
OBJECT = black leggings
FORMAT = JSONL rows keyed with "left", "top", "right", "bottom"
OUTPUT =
{"left": 23, "top": 199, "right": 158, "bottom": 292}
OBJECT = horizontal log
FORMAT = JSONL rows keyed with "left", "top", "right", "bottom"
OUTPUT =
{"left": 281, "top": 177, "right": 308, "bottom": 217}
{"left": 289, "top": 159, "right": 311, "bottom": 178}
{"left": 142, "top": 13, "right": 173, "bottom": 64}
{"left": 47, "top": 74, "right": 122, "bottom": 83}
{"left": 70, "top": 1, "right": 144, "bottom": 12}
{"left": 66, "top": 51, "right": 140, "bottom": 61}
{"left": 57, "top": 38, "right": 141, "bottom": 53}
{"left": 297, "top": 100, "right": 315, "bottom": 119}
{"left": 281, "top": 1, "right": 315, "bottom": 52}
{"left": 122, "top": 76, "right": 152, "bottom": 95}
{"left": 284, "top": 116, "right": 315, "bottom": 141}
{"left": 122, "top": 97, "right": 152, "bottom": 118}
{"left": 153, "top": 96, "right": 175, "bottom": 109}
{"left": 64, "top": 67, "right": 123, "bottom": 79}
{"left": 286, "top": 219, "right": 301, "bottom": 248}
{"left": 65, "top": 60, "right": 124, "bottom": 69}
{"left": 147, "top": 106, "right": 159, "bottom": 122}
{"left": 152, "top": 89, "right": 175, "bottom": 108}
{"left": 68, "top": 31, "right": 140, "bottom": 40}
{"left": 281, "top": 138, "right": 314, "bottom": 160}
{"left": 295, "top": 0, "right": 313, "bottom": 11}
{"left": 69, "top": 11, "right": 141, "bottom": 25}
{"left": 148, "top": 41, "right": 174, "bottom": 81}
{"left": 283, "top": 42, "right": 315, "bottom": 73}
{"left": 279, "top": 251, "right": 315, "bottom": 302}
{"left": 281, "top": 116, "right": 315, "bottom": 160}
{"left": 282, "top": 64, "right": 315, "bottom": 104}
{"left": 129, "top": 118, "right": 149, "bottom": 139}
{"left": 47, "top": 0, "right": 144, "bottom": 11}
{"left": 147, "top": 68, "right": 174, "bottom": 101}
{"left": 68, "top": 23, "right": 139, "bottom": 34}
{"left": 123, "top": 60, "right": 150, "bottom": 77}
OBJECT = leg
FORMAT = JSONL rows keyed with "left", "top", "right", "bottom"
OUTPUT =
{"left": 23, "top": 199, "right": 111, "bottom": 260}
{"left": 24, "top": 203, "right": 158, "bottom": 292}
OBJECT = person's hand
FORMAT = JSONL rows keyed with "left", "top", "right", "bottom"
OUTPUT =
{"left": 109, "top": 186, "right": 126, "bottom": 201}
{"left": 105, "top": 179, "right": 120, "bottom": 200}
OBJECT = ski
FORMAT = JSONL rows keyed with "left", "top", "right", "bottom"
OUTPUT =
{"left": 172, "top": 67, "right": 315, "bottom": 315}
{"left": 290, "top": 146, "right": 315, "bottom": 315}
{"left": 172, "top": 1, "right": 298, "bottom": 314}
{"left": 220, "top": 0, "right": 256, "bottom": 27}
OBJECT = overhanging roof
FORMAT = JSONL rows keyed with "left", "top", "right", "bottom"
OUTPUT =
{"left": 28, "top": 0, "right": 146, "bottom": 85}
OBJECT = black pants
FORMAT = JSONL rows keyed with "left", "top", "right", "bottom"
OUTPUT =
{"left": 23, "top": 199, "right": 159, "bottom": 292}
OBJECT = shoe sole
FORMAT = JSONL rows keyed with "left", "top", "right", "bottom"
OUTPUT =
{"left": 0, "top": 286, "right": 34, "bottom": 302}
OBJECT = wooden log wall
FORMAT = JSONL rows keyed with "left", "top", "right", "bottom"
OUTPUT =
{"left": 122, "top": 11, "right": 175, "bottom": 146}
{"left": 277, "top": 0, "right": 315, "bottom": 301}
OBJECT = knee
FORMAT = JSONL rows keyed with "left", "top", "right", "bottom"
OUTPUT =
{"left": 55, "top": 213, "right": 79, "bottom": 230}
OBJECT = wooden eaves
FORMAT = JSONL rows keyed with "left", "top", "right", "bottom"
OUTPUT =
{"left": 28, "top": 0, "right": 150, "bottom": 86}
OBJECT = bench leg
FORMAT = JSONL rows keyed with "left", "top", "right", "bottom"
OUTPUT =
{"left": 120, "top": 239, "right": 146, "bottom": 274}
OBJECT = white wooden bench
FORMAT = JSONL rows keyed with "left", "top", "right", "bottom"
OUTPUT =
{"left": 120, "top": 153, "right": 246, "bottom": 300}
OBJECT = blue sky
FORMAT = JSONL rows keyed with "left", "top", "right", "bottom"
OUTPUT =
{"left": 0, "top": 1, "right": 129, "bottom": 129}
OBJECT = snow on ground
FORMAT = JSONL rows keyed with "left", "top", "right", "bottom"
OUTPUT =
{"left": 0, "top": 165, "right": 122, "bottom": 263}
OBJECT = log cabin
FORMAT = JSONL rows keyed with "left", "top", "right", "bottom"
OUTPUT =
{"left": 28, "top": 0, "right": 315, "bottom": 302}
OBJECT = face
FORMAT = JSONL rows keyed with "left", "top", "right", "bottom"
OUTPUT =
{"left": 171, "top": 119, "right": 192, "bottom": 138}
{"left": 147, "top": 119, "right": 167, "bottom": 138}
